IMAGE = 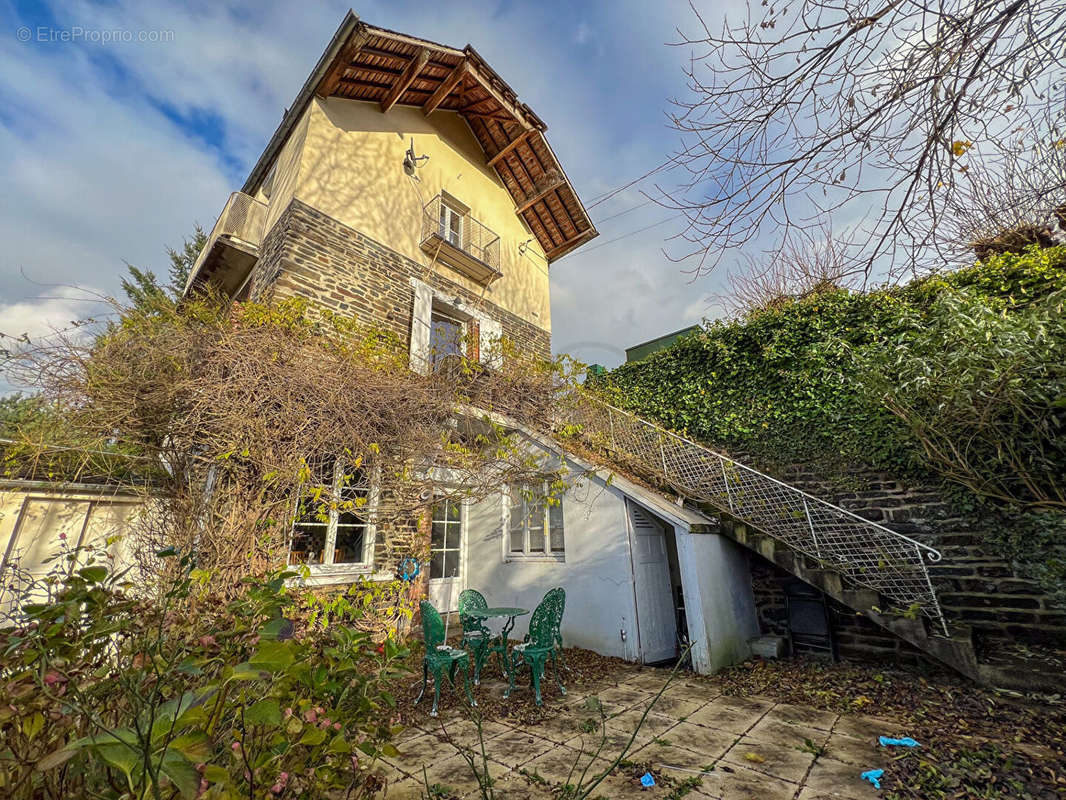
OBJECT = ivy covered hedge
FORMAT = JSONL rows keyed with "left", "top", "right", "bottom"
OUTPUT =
{"left": 600, "top": 245, "right": 1066, "bottom": 602}
{"left": 601, "top": 245, "right": 1066, "bottom": 481}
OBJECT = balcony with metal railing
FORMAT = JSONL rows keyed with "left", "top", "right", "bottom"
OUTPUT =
{"left": 184, "top": 192, "right": 269, "bottom": 297}
{"left": 420, "top": 194, "right": 502, "bottom": 285}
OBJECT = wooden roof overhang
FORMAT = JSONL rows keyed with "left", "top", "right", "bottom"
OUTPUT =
{"left": 245, "top": 14, "right": 597, "bottom": 263}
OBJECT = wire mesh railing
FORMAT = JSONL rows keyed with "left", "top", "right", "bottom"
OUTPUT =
{"left": 420, "top": 195, "right": 501, "bottom": 273}
{"left": 186, "top": 192, "right": 268, "bottom": 293}
{"left": 562, "top": 393, "right": 949, "bottom": 637}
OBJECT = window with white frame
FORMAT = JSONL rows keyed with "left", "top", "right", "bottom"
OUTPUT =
{"left": 289, "top": 459, "right": 372, "bottom": 569}
{"left": 429, "top": 499, "right": 462, "bottom": 579}
{"left": 508, "top": 483, "right": 564, "bottom": 559}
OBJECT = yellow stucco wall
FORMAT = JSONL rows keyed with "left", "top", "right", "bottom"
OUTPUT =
{"left": 256, "top": 105, "right": 312, "bottom": 236}
{"left": 271, "top": 97, "right": 551, "bottom": 332}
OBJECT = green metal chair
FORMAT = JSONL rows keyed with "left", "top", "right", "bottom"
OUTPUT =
{"left": 414, "top": 601, "right": 477, "bottom": 717}
{"left": 458, "top": 589, "right": 492, "bottom": 684}
{"left": 545, "top": 586, "right": 568, "bottom": 672}
{"left": 504, "top": 588, "right": 567, "bottom": 706}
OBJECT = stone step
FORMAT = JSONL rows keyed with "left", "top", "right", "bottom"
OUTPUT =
{"left": 839, "top": 588, "right": 880, "bottom": 611}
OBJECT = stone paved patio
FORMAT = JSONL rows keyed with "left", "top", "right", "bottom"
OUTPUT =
{"left": 378, "top": 664, "right": 897, "bottom": 799}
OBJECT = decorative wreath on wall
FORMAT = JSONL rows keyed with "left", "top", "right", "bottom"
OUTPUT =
{"left": 399, "top": 556, "right": 421, "bottom": 582}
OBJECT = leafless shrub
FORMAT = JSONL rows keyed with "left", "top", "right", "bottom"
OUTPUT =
{"left": 938, "top": 135, "right": 1066, "bottom": 263}
{"left": 2, "top": 294, "right": 576, "bottom": 608}
{"left": 717, "top": 226, "right": 866, "bottom": 316}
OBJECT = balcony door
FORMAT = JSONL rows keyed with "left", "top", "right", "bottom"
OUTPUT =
{"left": 439, "top": 200, "right": 464, "bottom": 249}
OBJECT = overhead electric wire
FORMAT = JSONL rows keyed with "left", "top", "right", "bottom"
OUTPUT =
{"left": 592, "top": 197, "right": 656, "bottom": 225}
{"left": 555, "top": 214, "right": 685, "bottom": 262}
{"left": 585, "top": 155, "right": 681, "bottom": 211}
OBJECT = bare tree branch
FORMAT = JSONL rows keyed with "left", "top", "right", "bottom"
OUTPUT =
{"left": 662, "top": 0, "right": 1066, "bottom": 278}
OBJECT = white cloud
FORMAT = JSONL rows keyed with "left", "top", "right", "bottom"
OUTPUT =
{"left": 0, "top": 286, "right": 107, "bottom": 341}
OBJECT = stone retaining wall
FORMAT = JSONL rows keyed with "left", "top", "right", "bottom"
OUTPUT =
{"left": 749, "top": 466, "right": 1065, "bottom": 661}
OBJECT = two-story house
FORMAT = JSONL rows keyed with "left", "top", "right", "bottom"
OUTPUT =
{"left": 184, "top": 12, "right": 759, "bottom": 673}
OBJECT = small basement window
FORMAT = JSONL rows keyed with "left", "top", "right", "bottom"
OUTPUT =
{"left": 507, "top": 483, "right": 564, "bottom": 560}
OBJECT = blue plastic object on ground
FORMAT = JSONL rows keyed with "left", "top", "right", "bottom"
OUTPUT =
{"left": 879, "top": 735, "right": 920, "bottom": 747}
{"left": 861, "top": 769, "right": 884, "bottom": 789}
{"left": 640, "top": 772, "right": 656, "bottom": 788}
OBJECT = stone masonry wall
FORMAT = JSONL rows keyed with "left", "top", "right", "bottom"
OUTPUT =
{"left": 749, "top": 465, "right": 1066, "bottom": 662}
{"left": 249, "top": 199, "right": 551, "bottom": 360}
{"left": 750, "top": 553, "right": 938, "bottom": 669}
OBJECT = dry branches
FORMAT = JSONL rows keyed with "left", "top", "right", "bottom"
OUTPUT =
{"left": 3, "top": 295, "right": 574, "bottom": 596}
{"left": 662, "top": 0, "right": 1066, "bottom": 278}
{"left": 717, "top": 225, "right": 865, "bottom": 316}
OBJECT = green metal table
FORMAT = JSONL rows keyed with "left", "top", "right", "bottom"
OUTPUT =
{"left": 465, "top": 606, "right": 528, "bottom": 678}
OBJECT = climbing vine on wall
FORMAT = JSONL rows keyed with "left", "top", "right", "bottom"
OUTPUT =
{"left": 603, "top": 245, "right": 1066, "bottom": 479}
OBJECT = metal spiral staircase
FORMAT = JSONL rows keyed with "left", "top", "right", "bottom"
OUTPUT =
{"left": 560, "top": 393, "right": 980, "bottom": 681}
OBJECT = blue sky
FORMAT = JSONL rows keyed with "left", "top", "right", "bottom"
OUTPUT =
{"left": 0, "top": 0, "right": 741, "bottom": 368}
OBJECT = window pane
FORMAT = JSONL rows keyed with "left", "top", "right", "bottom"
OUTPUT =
{"left": 509, "top": 489, "right": 525, "bottom": 552}
{"left": 509, "top": 527, "right": 525, "bottom": 553}
{"left": 549, "top": 501, "right": 564, "bottom": 553}
{"left": 443, "top": 550, "right": 460, "bottom": 578}
{"left": 290, "top": 523, "right": 326, "bottom": 565}
{"left": 333, "top": 525, "right": 365, "bottom": 564}
{"left": 527, "top": 498, "right": 545, "bottom": 553}
{"left": 447, "top": 500, "right": 460, "bottom": 522}
{"left": 430, "top": 316, "right": 463, "bottom": 365}
{"left": 430, "top": 551, "right": 445, "bottom": 579}
{"left": 431, "top": 520, "right": 447, "bottom": 549}
{"left": 305, "top": 456, "right": 336, "bottom": 486}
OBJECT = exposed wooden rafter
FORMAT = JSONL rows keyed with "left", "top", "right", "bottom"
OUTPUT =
{"left": 380, "top": 47, "right": 429, "bottom": 112}
{"left": 315, "top": 29, "right": 370, "bottom": 98}
{"left": 515, "top": 178, "right": 567, "bottom": 215}
{"left": 302, "top": 22, "right": 596, "bottom": 262}
{"left": 545, "top": 228, "right": 598, "bottom": 261}
{"left": 487, "top": 130, "right": 535, "bottom": 167}
{"left": 463, "top": 111, "right": 517, "bottom": 123}
{"left": 423, "top": 58, "right": 468, "bottom": 115}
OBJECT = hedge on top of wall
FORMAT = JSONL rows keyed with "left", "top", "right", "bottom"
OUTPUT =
{"left": 602, "top": 244, "right": 1066, "bottom": 483}
{"left": 601, "top": 245, "right": 1066, "bottom": 603}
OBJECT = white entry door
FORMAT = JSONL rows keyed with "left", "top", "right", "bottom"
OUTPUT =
{"left": 428, "top": 499, "right": 463, "bottom": 612}
{"left": 626, "top": 500, "right": 678, "bottom": 664}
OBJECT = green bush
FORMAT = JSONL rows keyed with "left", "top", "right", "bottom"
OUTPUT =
{"left": 0, "top": 547, "right": 410, "bottom": 799}
{"left": 852, "top": 286, "right": 1066, "bottom": 509}
{"left": 601, "top": 245, "right": 1066, "bottom": 600}
{"left": 603, "top": 245, "right": 1066, "bottom": 480}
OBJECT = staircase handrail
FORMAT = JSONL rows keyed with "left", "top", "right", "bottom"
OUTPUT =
{"left": 563, "top": 392, "right": 949, "bottom": 637}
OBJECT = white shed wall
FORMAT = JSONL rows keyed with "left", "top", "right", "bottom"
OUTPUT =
{"left": 675, "top": 529, "right": 760, "bottom": 673}
{"left": 463, "top": 477, "right": 641, "bottom": 661}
